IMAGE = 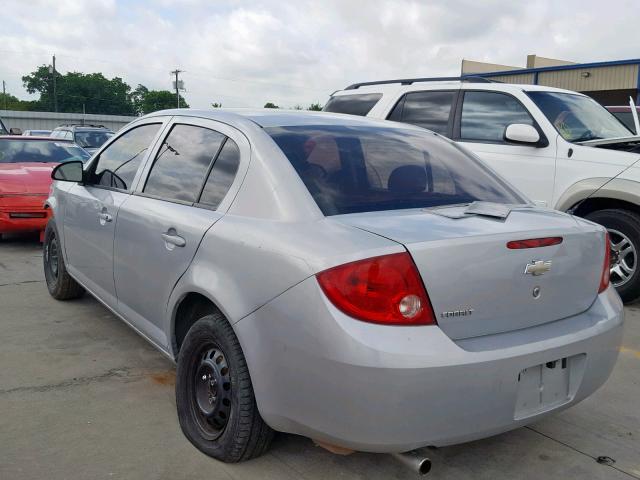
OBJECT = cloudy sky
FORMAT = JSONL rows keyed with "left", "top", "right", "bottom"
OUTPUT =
{"left": 0, "top": 0, "right": 638, "bottom": 110}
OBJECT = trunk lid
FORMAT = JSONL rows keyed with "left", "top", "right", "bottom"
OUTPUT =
{"left": 334, "top": 206, "right": 605, "bottom": 340}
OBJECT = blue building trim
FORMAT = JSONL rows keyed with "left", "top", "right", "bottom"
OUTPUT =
{"left": 636, "top": 65, "right": 640, "bottom": 105}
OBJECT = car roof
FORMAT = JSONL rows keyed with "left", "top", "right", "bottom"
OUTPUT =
{"left": 144, "top": 108, "right": 428, "bottom": 130}
{"left": 331, "top": 81, "right": 582, "bottom": 97}
{"left": 0, "top": 136, "right": 73, "bottom": 141}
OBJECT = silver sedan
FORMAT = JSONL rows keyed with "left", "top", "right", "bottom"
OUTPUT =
{"left": 43, "top": 109, "right": 623, "bottom": 465}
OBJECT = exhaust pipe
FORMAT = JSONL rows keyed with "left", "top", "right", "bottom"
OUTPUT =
{"left": 391, "top": 450, "right": 432, "bottom": 475}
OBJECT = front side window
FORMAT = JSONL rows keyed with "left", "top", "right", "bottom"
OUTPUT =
{"left": 199, "top": 139, "right": 241, "bottom": 208}
{"left": 461, "top": 91, "right": 534, "bottom": 142}
{"left": 391, "top": 91, "right": 455, "bottom": 135}
{"left": 0, "top": 139, "right": 91, "bottom": 163}
{"left": 323, "top": 93, "right": 382, "bottom": 116}
{"left": 267, "top": 125, "right": 523, "bottom": 216}
{"left": 528, "top": 91, "right": 632, "bottom": 142}
{"left": 144, "top": 124, "right": 225, "bottom": 203}
{"left": 91, "top": 123, "right": 161, "bottom": 190}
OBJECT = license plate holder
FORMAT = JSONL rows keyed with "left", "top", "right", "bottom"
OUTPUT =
{"left": 514, "top": 353, "right": 586, "bottom": 420}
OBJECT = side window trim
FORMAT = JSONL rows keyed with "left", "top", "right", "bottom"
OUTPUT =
{"left": 195, "top": 136, "right": 228, "bottom": 203}
{"left": 453, "top": 90, "right": 548, "bottom": 146}
{"left": 386, "top": 89, "right": 459, "bottom": 138}
{"left": 84, "top": 120, "right": 168, "bottom": 193}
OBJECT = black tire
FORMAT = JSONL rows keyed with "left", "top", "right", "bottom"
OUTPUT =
{"left": 585, "top": 209, "right": 640, "bottom": 303}
{"left": 43, "top": 219, "right": 84, "bottom": 300}
{"left": 176, "top": 313, "right": 273, "bottom": 462}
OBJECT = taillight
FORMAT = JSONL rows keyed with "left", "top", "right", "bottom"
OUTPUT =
{"left": 316, "top": 252, "right": 436, "bottom": 325}
{"left": 598, "top": 232, "right": 611, "bottom": 293}
{"left": 507, "top": 237, "right": 563, "bottom": 249}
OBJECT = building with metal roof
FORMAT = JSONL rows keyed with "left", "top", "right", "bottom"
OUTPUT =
{"left": 461, "top": 55, "right": 640, "bottom": 105}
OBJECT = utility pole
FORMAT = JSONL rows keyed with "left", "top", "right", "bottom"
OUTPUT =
{"left": 2, "top": 80, "right": 6, "bottom": 110}
{"left": 171, "top": 69, "right": 183, "bottom": 108}
{"left": 48, "top": 55, "right": 58, "bottom": 112}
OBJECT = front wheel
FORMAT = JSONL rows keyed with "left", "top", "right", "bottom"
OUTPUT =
{"left": 175, "top": 313, "right": 273, "bottom": 462}
{"left": 43, "top": 219, "right": 84, "bottom": 300}
{"left": 585, "top": 209, "right": 640, "bottom": 303}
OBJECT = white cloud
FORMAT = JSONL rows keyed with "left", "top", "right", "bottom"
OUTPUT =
{"left": 0, "top": 0, "right": 638, "bottom": 110}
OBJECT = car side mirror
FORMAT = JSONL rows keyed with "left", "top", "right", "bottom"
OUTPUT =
{"left": 9, "top": 127, "right": 22, "bottom": 135}
{"left": 52, "top": 160, "right": 84, "bottom": 183}
{"left": 504, "top": 124, "right": 541, "bottom": 145}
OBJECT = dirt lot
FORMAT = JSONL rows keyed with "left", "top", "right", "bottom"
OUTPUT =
{"left": 1, "top": 234, "right": 639, "bottom": 480}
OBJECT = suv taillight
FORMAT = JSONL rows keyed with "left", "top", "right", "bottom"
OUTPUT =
{"left": 598, "top": 232, "right": 611, "bottom": 294}
{"left": 316, "top": 252, "right": 436, "bottom": 325}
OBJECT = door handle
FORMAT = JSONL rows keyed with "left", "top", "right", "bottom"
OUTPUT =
{"left": 161, "top": 233, "right": 186, "bottom": 248}
{"left": 98, "top": 212, "right": 113, "bottom": 223}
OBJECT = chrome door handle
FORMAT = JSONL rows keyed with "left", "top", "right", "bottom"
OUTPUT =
{"left": 161, "top": 233, "right": 186, "bottom": 248}
{"left": 98, "top": 212, "right": 113, "bottom": 223}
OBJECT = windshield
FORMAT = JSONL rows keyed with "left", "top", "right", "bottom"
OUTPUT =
{"left": 267, "top": 125, "right": 524, "bottom": 215}
{"left": 527, "top": 91, "right": 632, "bottom": 142}
{"left": 0, "top": 139, "right": 91, "bottom": 163}
{"left": 74, "top": 131, "right": 113, "bottom": 148}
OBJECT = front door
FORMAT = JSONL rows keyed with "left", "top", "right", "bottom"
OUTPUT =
{"left": 455, "top": 90, "right": 557, "bottom": 206}
{"left": 113, "top": 119, "right": 244, "bottom": 347}
{"left": 63, "top": 122, "right": 165, "bottom": 307}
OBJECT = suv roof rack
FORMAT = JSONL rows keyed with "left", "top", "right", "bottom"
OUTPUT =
{"left": 57, "top": 124, "right": 107, "bottom": 128}
{"left": 344, "top": 75, "right": 499, "bottom": 90}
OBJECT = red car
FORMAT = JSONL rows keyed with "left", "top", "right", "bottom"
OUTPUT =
{"left": 0, "top": 136, "right": 90, "bottom": 241}
{"left": 605, "top": 105, "right": 640, "bottom": 134}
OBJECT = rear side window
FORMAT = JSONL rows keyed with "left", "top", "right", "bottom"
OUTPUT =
{"left": 461, "top": 91, "right": 534, "bottom": 142}
{"left": 144, "top": 124, "right": 225, "bottom": 203}
{"left": 267, "top": 125, "right": 523, "bottom": 216}
{"left": 389, "top": 91, "right": 455, "bottom": 135}
{"left": 91, "top": 123, "right": 161, "bottom": 191}
{"left": 323, "top": 93, "right": 382, "bottom": 116}
{"left": 198, "top": 139, "right": 241, "bottom": 209}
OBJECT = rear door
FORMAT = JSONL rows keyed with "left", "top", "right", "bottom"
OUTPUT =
{"left": 454, "top": 90, "right": 557, "bottom": 206}
{"left": 62, "top": 121, "right": 165, "bottom": 307}
{"left": 387, "top": 89, "right": 458, "bottom": 137}
{"left": 113, "top": 118, "right": 246, "bottom": 346}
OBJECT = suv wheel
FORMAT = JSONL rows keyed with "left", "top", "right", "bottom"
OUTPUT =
{"left": 43, "top": 219, "right": 85, "bottom": 300}
{"left": 176, "top": 313, "right": 273, "bottom": 462}
{"left": 585, "top": 209, "right": 640, "bottom": 303}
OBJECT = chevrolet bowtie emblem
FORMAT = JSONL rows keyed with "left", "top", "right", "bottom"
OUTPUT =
{"left": 524, "top": 260, "right": 552, "bottom": 276}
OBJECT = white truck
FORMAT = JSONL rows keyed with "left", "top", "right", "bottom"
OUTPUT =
{"left": 325, "top": 78, "right": 640, "bottom": 302}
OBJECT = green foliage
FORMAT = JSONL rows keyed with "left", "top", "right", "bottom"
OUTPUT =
{"left": 307, "top": 102, "right": 323, "bottom": 111}
{"left": 18, "top": 65, "right": 188, "bottom": 115}
{"left": 0, "top": 92, "right": 37, "bottom": 111}
{"left": 264, "top": 102, "right": 279, "bottom": 109}
{"left": 211, "top": 102, "right": 222, "bottom": 108}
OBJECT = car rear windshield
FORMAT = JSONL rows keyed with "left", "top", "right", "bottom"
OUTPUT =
{"left": 74, "top": 131, "right": 113, "bottom": 148}
{"left": 323, "top": 93, "right": 382, "bottom": 116}
{"left": 0, "top": 139, "right": 91, "bottom": 163}
{"left": 267, "top": 125, "right": 524, "bottom": 215}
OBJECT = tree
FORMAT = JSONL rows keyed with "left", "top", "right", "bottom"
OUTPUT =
{"left": 129, "top": 84, "right": 189, "bottom": 114}
{"left": 22, "top": 66, "right": 136, "bottom": 115}
{"left": 264, "top": 102, "right": 279, "bottom": 109}
{"left": 0, "top": 92, "right": 36, "bottom": 111}
{"left": 211, "top": 102, "right": 222, "bottom": 108}
{"left": 308, "top": 102, "right": 323, "bottom": 111}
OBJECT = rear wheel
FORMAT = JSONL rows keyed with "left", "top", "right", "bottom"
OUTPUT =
{"left": 43, "top": 219, "right": 84, "bottom": 300}
{"left": 585, "top": 209, "right": 640, "bottom": 303}
{"left": 176, "top": 313, "right": 273, "bottom": 462}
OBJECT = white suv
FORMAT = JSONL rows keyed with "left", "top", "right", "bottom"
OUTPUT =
{"left": 326, "top": 78, "right": 640, "bottom": 302}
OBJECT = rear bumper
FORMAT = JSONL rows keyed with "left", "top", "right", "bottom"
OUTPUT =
{"left": 235, "top": 278, "right": 624, "bottom": 453}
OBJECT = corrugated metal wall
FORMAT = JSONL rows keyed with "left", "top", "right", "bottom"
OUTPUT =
{"left": 486, "top": 73, "right": 536, "bottom": 84}
{"left": 537, "top": 64, "right": 639, "bottom": 91}
{"left": 0, "top": 110, "right": 138, "bottom": 132}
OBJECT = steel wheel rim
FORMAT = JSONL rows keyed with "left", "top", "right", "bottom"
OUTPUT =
{"left": 608, "top": 228, "right": 637, "bottom": 288}
{"left": 46, "top": 235, "right": 59, "bottom": 279}
{"left": 190, "top": 344, "right": 232, "bottom": 440}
